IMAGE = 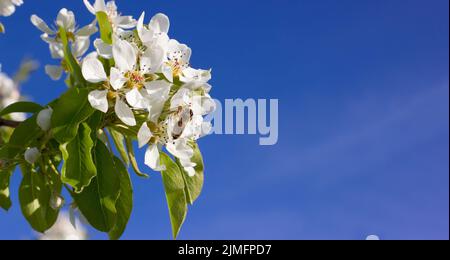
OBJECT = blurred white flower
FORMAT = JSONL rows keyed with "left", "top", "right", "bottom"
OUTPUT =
{"left": 24, "top": 147, "right": 40, "bottom": 164}
{"left": 0, "top": 0, "right": 23, "bottom": 17}
{"left": 0, "top": 71, "right": 25, "bottom": 121}
{"left": 38, "top": 212, "right": 87, "bottom": 240}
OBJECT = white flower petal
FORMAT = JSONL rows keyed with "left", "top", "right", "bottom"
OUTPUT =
{"left": 140, "top": 45, "right": 164, "bottom": 73}
{"left": 49, "top": 42, "right": 64, "bottom": 59}
{"left": 45, "top": 65, "right": 63, "bottom": 81}
{"left": 115, "top": 98, "right": 136, "bottom": 126}
{"left": 30, "top": 15, "right": 54, "bottom": 34}
{"left": 143, "top": 80, "right": 171, "bottom": 122}
{"left": 93, "top": 0, "right": 107, "bottom": 13}
{"left": 83, "top": 0, "right": 96, "bottom": 14}
{"left": 161, "top": 64, "right": 173, "bottom": 83}
{"left": 149, "top": 13, "right": 170, "bottom": 34}
{"left": 137, "top": 123, "right": 153, "bottom": 148}
{"left": 88, "top": 90, "right": 109, "bottom": 113}
{"left": 126, "top": 88, "right": 147, "bottom": 109}
{"left": 144, "top": 144, "right": 165, "bottom": 171}
{"left": 25, "top": 147, "right": 41, "bottom": 164}
{"left": 137, "top": 12, "right": 155, "bottom": 43}
{"left": 82, "top": 58, "right": 107, "bottom": 83}
{"left": 110, "top": 67, "right": 126, "bottom": 90}
{"left": 166, "top": 140, "right": 194, "bottom": 160}
{"left": 37, "top": 107, "right": 53, "bottom": 131}
{"left": 114, "top": 16, "right": 136, "bottom": 29}
{"left": 170, "top": 88, "right": 191, "bottom": 111}
{"left": 56, "top": 8, "right": 76, "bottom": 31}
{"left": 77, "top": 23, "right": 98, "bottom": 37}
{"left": 113, "top": 37, "right": 137, "bottom": 72}
{"left": 72, "top": 37, "right": 91, "bottom": 57}
{"left": 94, "top": 39, "right": 113, "bottom": 59}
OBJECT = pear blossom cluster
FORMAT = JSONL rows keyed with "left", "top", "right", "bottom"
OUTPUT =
{"left": 31, "top": 0, "right": 215, "bottom": 175}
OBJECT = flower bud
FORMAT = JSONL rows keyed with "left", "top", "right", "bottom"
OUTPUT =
{"left": 24, "top": 147, "right": 41, "bottom": 164}
{"left": 50, "top": 193, "right": 65, "bottom": 210}
{"left": 37, "top": 107, "right": 53, "bottom": 131}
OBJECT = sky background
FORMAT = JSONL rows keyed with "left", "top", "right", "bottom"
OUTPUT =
{"left": 0, "top": 0, "right": 448, "bottom": 240}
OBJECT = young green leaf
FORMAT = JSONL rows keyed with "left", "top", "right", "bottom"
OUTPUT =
{"left": 60, "top": 123, "right": 97, "bottom": 193}
{"left": 51, "top": 87, "right": 95, "bottom": 143}
{"left": 125, "top": 137, "right": 149, "bottom": 178}
{"left": 59, "top": 27, "right": 85, "bottom": 86}
{"left": 6, "top": 115, "right": 42, "bottom": 159}
{"left": 109, "top": 157, "right": 133, "bottom": 240}
{"left": 109, "top": 128, "right": 130, "bottom": 166}
{"left": 96, "top": 11, "right": 113, "bottom": 45}
{"left": 18, "top": 164, "right": 61, "bottom": 233}
{"left": 72, "top": 141, "right": 121, "bottom": 232}
{"left": 0, "top": 167, "right": 14, "bottom": 211}
{"left": 160, "top": 153, "right": 188, "bottom": 239}
{"left": 177, "top": 143, "right": 205, "bottom": 205}
{"left": 0, "top": 102, "right": 43, "bottom": 117}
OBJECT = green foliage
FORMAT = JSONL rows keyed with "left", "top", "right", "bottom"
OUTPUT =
{"left": 59, "top": 27, "right": 85, "bottom": 87}
{"left": 0, "top": 102, "right": 42, "bottom": 117}
{"left": 72, "top": 141, "right": 120, "bottom": 232}
{"left": 109, "top": 157, "right": 133, "bottom": 240}
{"left": 96, "top": 12, "right": 113, "bottom": 45}
{"left": 51, "top": 87, "right": 95, "bottom": 143}
{"left": 4, "top": 115, "right": 42, "bottom": 159}
{"left": 19, "top": 163, "right": 62, "bottom": 233}
{"left": 0, "top": 167, "right": 14, "bottom": 211}
{"left": 109, "top": 128, "right": 130, "bottom": 166}
{"left": 60, "top": 123, "right": 97, "bottom": 193}
{"left": 125, "top": 137, "right": 149, "bottom": 178}
{"left": 160, "top": 153, "right": 188, "bottom": 239}
{"left": 178, "top": 143, "right": 205, "bottom": 205}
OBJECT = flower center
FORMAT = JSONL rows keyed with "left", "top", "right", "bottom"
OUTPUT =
{"left": 125, "top": 71, "right": 145, "bottom": 89}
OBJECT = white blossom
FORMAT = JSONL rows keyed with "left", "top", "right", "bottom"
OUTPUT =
{"left": 0, "top": 0, "right": 23, "bottom": 17}
{"left": 0, "top": 71, "right": 25, "bottom": 121}
{"left": 31, "top": 8, "right": 98, "bottom": 80}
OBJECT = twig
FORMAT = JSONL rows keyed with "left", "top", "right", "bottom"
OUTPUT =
{"left": 0, "top": 118, "right": 20, "bottom": 128}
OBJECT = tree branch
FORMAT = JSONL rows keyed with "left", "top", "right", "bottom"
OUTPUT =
{"left": 0, "top": 118, "right": 20, "bottom": 128}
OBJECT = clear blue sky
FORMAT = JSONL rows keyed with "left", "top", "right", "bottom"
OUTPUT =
{"left": 0, "top": 0, "right": 448, "bottom": 240}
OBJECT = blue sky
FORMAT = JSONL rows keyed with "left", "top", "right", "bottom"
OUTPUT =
{"left": 0, "top": 0, "right": 448, "bottom": 240}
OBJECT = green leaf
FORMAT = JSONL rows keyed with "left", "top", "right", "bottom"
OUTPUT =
{"left": 109, "top": 129, "right": 130, "bottom": 166}
{"left": 0, "top": 102, "right": 43, "bottom": 117}
{"left": 5, "top": 115, "right": 42, "bottom": 159}
{"left": 160, "top": 153, "right": 188, "bottom": 239}
{"left": 177, "top": 143, "right": 205, "bottom": 205}
{"left": 109, "top": 157, "right": 133, "bottom": 240}
{"left": 60, "top": 123, "right": 97, "bottom": 193}
{"left": 51, "top": 87, "right": 95, "bottom": 143}
{"left": 96, "top": 11, "right": 113, "bottom": 45}
{"left": 125, "top": 137, "right": 149, "bottom": 178}
{"left": 59, "top": 27, "right": 85, "bottom": 86}
{"left": 0, "top": 167, "right": 14, "bottom": 211}
{"left": 72, "top": 141, "right": 120, "bottom": 232}
{"left": 18, "top": 164, "right": 61, "bottom": 233}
